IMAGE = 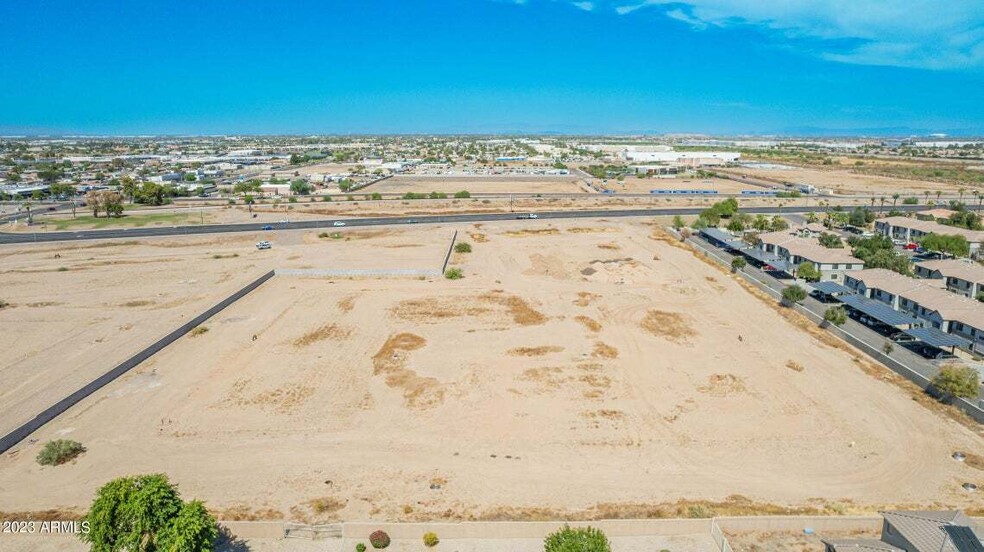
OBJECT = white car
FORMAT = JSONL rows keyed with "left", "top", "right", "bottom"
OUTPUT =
{"left": 333, "top": 221, "right": 346, "bottom": 227}
{"left": 528, "top": 213, "right": 538, "bottom": 219}
{"left": 256, "top": 241, "right": 272, "bottom": 250}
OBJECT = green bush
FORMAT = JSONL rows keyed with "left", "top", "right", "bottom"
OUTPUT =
{"left": 444, "top": 267, "right": 464, "bottom": 280}
{"left": 781, "top": 284, "right": 807, "bottom": 306}
{"left": 932, "top": 364, "right": 980, "bottom": 399}
{"left": 0, "top": 298, "right": 8, "bottom": 309}
{"left": 544, "top": 525, "right": 610, "bottom": 552}
{"left": 322, "top": 195, "right": 332, "bottom": 202}
{"left": 423, "top": 531, "right": 439, "bottom": 547}
{"left": 36, "top": 439, "right": 86, "bottom": 466}
{"left": 370, "top": 530, "right": 390, "bottom": 549}
{"left": 356, "top": 543, "right": 367, "bottom": 552}
{"left": 453, "top": 190, "right": 471, "bottom": 198}
{"left": 454, "top": 242, "right": 472, "bottom": 253}
{"left": 318, "top": 232, "right": 329, "bottom": 238}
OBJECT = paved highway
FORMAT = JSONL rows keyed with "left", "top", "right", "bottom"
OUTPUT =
{"left": 0, "top": 204, "right": 927, "bottom": 245}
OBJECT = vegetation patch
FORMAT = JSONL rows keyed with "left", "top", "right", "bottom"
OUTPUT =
{"left": 36, "top": 439, "right": 86, "bottom": 466}
{"left": 293, "top": 323, "right": 351, "bottom": 347}
{"left": 371, "top": 333, "right": 443, "bottom": 409}
{"left": 591, "top": 341, "right": 619, "bottom": 359}
{"left": 508, "top": 345, "right": 564, "bottom": 357}
{"left": 574, "top": 315, "right": 602, "bottom": 332}
{"left": 639, "top": 310, "right": 696, "bottom": 343}
{"left": 188, "top": 326, "right": 209, "bottom": 337}
{"left": 454, "top": 241, "right": 472, "bottom": 253}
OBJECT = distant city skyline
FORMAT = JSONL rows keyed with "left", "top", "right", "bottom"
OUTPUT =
{"left": 2, "top": 0, "right": 983, "bottom": 136}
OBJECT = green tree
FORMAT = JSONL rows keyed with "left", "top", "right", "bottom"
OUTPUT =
{"left": 155, "top": 501, "right": 217, "bottom": 552}
{"left": 781, "top": 284, "right": 807, "bottom": 306}
{"left": 797, "top": 262, "right": 820, "bottom": 282}
{"left": 932, "top": 364, "right": 980, "bottom": 399}
{"left": 919, "top": 233, "right": 970, "bottom": 258}
{"left": 81, "top": 474, "right": 216, "bottom": 552}
{"left": 544, "top": 526, "right": 611, "bottom": 552}
{"left": 769, "top": 216, "right": 789, "bottom": 231}
{"left": 290, "top": 179, "right": 313, "bottom": 195}
{"left": 453, "top": 190, "right": 471, "bottom": 198}
{"left": 49, "top": 182, "right": 76, "bottom": 198}
{"left": 823, "top": 306, "right": 847, "bottom": 328}
{"left": 731, "top": 256, "right": 747, "bottom": 273}
{"left": 672, "top": 214, "right": 685, "bottom": 230}
{"left": 818, "top": 232, "right": 843, "bottom": 248}
{"left": 233, "top": 179, "right": 262, "bottom": 194}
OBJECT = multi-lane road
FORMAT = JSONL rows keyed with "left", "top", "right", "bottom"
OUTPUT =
{"left": 0, "top": 204, "right": 928, "bottom": 245}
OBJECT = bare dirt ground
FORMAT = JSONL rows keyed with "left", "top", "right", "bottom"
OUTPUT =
{"left": 0, "top": 228, "right": 451, "bottom": 438}
{"left": 599, "top": 177, "right": 758, "bottom": 194}
{"left": 1, "top": 220, "right": 981, "bottom": 524}
{"left": 726, "top": 529, "right": 879, "bottom": 552}
{"left": 732, "top": 166, "right": 962, "bottom": 195}
{"left": 368, "top": 175, "right": 590, "bottom": 194}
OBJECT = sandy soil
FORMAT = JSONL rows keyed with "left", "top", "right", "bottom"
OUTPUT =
{"left": 598, "top": 177, "right": 758, "bottom": 194}
{"left": 367, "top": 175, "right": 590, "bottom": 194}
{"left": 0, "top": 220, "right": 981, "bottom": 523}
{"left": 0, "top": 228, "right": 452, "bottom": 438}
{"left": 730, "top": 166, "right": 961, "bottom": 195}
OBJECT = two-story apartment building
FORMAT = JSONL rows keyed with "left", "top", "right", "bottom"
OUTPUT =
{"left": 758, "top": 230, "right": 865, "bottom": 281}
{"left": 914, "top": 259, "right": 984, "bottom": 299}
{"left": 874, "top": 216, "right": 984, "bottom": 258}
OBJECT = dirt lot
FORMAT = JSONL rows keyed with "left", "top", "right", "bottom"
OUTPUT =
{"left": 599, "top": 176, "right": 759, "bottom": 194}
{"left": 368, "top": 175, "right": 590, "bottom": 194}
{"left": 730, "top": 166, "right": 963, "bottom": 195}
{"left": 0, "top": 220, "right": 981, "bottom": 523}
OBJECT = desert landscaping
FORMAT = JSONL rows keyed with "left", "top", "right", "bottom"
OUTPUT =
{"left": 0, "top": 219, "right": 982, "bottom": 525}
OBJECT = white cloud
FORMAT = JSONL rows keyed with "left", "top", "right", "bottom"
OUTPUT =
{"left": 572, "top": 1, "right": 595, "bottom": 10}
{"left": 576, "top": 0, "right": 984, "bottom": 70}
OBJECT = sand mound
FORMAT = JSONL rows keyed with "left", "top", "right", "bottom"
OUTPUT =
{"left": 372, "top": 333, "right": 443, "bottom": 409}
{"left": 508, "top": 346, "right": 564, "bottom": 357}
{"left": 525, "top": 254, "right": 570, "bottom": 279}
{"left": 640, "top": 310, "right": 696, "bottom": 344}
{"left": 293, "top": 323, "right": 351, "bottom": 347}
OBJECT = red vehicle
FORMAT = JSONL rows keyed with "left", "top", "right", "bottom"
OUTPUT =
{"left": 903, "top": 242, "right": 919, "bottom": 250}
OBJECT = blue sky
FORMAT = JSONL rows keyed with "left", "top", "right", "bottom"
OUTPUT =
{"left": 1, "top": 0, "right": 983, "bottom": 135}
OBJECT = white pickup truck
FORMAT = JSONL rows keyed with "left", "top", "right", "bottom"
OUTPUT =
{"left": 256, "top": 241, "right": 272, "bottom": 250}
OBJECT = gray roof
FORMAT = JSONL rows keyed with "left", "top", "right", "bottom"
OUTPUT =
{"left": 903, "top": 327, "right": 973, "bottom": 349}
{"left": 811, "top": 280, "right": 855, "bottom": 295}
{"left": 943, "top": 526, "right": 984, "bottom": 552}
{"left": 881, "top": 511, "right": 978, "bottom": 552}
{"left": 838, "top": 295, "right": 920, "bottom": 327}
{"left": 822, "top": 539, "right": 903, "bottom": 552}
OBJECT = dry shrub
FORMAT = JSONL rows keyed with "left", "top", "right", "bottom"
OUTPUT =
{"left": 963, "top": 452, "right": 984, "bottom": 471}
{"left": 581, "top": 409, "right": 624, "bottom": 420}
{"left": 308, "top": 497, "right": 346, "bottom": 515}
{"left": 469, "top": 232, "right": 489, "bottom": 243}
{"left": 391, "top": 298, "right": 491, "bottom": 321}
{"left": 480, "top": 292, "right": 546, "bottom": 326}
{"left": 786, "top": 360, "right": 805, "bottom": 372}
{"left": 567, "top": 227, "right": 615, "bottom": 234}
{"left": 573, "top": 292, "right": 601, "bottom": 307}
{"left": 508, "top": 345, "right": 564, "bottom": 357}
{"left": 574, "top": 315, "right": 602, "bottom": 332}
{"left": 698, "top": 374, "right": 747, "bottom": 397}
{"left": 372, "top": 333, "right": 444, "bottom": 408}
{"left": 293, "top": 323, "right": 350, "bottom": 347}
{"left": 337, "top": 295, "right": 356, "bottom": 312}
{"left": 215, "top": 505, "right": 285, "bottom": 521}
{"left": 591, "top": 341, "right": 619, "bottom": 359}
{"left": 640, "top": 310, "right": 697, "bottom": 343}
{"left": 504, "top": 228, "right": 560, "bottom": 237}
{"left": 122, "top": 300, "right": 154, "bottom": 307}
{"left": 597, "top": 242, "right": 620, "bottom": 250}
{"left": 188, "top": 326, "right": 209, "bottom": 337}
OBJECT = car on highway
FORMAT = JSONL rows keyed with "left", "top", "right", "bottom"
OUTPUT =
{"left": 261, "top": 225, "right": 273, "bottom": 231}
{"left": 406, "top": 219, "right": 418, "bottom": 224}
{"left": 256, "top": 240, "right": 272, "bottom": 250}
{"left": 333, "top": 221, "right": 346, "bottom": 227}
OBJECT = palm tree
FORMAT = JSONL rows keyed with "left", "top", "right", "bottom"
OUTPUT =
{"left": 892, "top": 193, "right": 900, "bottom": 207}
{"left": 936, "top": 190, "right": 943, "bottom": 202}
{"left": 923, "top": 190, "right": 931, "bottom": 203}
{"left": 959, "top": 188, "right": 966, "bottom": 202}
{"left": 21, "top": 201, "right": 32, "bottom": 224}
{"left": 879, "top": 197, "right": 886, "bottom": 213}
{"left": 975, "top": 190, "right": 983, "bottom": 213}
